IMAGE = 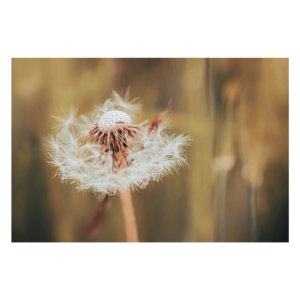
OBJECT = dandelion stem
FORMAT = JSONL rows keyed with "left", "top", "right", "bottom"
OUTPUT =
{"left": 120, "top": 189, "right": 139, "bottom": 242}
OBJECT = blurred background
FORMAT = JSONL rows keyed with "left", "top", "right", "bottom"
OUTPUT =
{"left": 11, "top": 58, "right": 288, "bottom": 242}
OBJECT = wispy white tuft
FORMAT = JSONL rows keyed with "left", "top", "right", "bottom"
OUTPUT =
{"left": 51, "top": 106, "right": 78, "bottom": 132}
{"left": 96, "top": 88, "right": 142, "bottom": 121}
{"left": 45, "top": 92, "right": 191, "bottom": 197}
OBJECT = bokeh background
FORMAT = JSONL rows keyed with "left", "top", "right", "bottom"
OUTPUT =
{"left": 11, "top": 58, "right": 289, "bottom": 242}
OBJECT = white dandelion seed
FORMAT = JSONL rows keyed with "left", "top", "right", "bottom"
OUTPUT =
{"left": 45, "top": 91, "right": 191, "bottom": 197}
{"left": 51, "top": 105, "right": 78, "bottom": 132}
{"left": 95, "top": 88, "right": 142, "bottom": 121}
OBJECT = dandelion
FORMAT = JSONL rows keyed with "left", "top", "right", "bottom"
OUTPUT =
{"left": 45, "top": 90, "right": 191, "bottom": 242}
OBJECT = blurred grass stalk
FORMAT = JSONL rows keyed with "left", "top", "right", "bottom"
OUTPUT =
{"left": 215, "top": 58, "right": 288, "bottom": 242}
{"left": 213, "top": 172, "right": 227, "bottom": 242}
{"left": 85, "top": 194, "right": 110, "bottom": 241}
{"left": 248, "top": 184, "right": 259, "bottom": 242}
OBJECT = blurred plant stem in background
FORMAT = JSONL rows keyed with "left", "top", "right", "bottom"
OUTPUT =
{"left": 248, "top": 184, "right": 259, "bottom": 242}
{"left": 85, "top": 194, "right": 110, "bottom": 241}
{"left": 215, "top": 58, "right": 288, "bottom": 242}
{"left": 183, "top": 58, "right": 214, "bottom": 241}
{"left": 212, "top": 154, "right": 236, "bottom": 242}
{"left": 12, "top": 58, "right": 288, "bottom": 242}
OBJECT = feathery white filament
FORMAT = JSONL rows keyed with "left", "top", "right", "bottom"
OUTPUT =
{"left": 45, "top": 91, "right": 191, "bottom": 197}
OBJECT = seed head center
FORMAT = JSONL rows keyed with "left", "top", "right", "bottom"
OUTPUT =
{"left": 98, "top": 110, "right": 132, "bottom": 132}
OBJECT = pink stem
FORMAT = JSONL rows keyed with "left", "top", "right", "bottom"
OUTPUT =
{"left": 120, "top": 189, "right": 139, "bottom": 242}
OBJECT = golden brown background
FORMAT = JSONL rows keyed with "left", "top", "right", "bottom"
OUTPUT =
{"left": 11, "top": 58, "right": 289, "bottom": 242}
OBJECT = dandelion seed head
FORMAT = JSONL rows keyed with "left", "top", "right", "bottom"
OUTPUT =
{"left": 45, "top": 91, "right": 191, "bottom": 197}
{"left": 98, "top": 110, "right": 132, "bottom": 132}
